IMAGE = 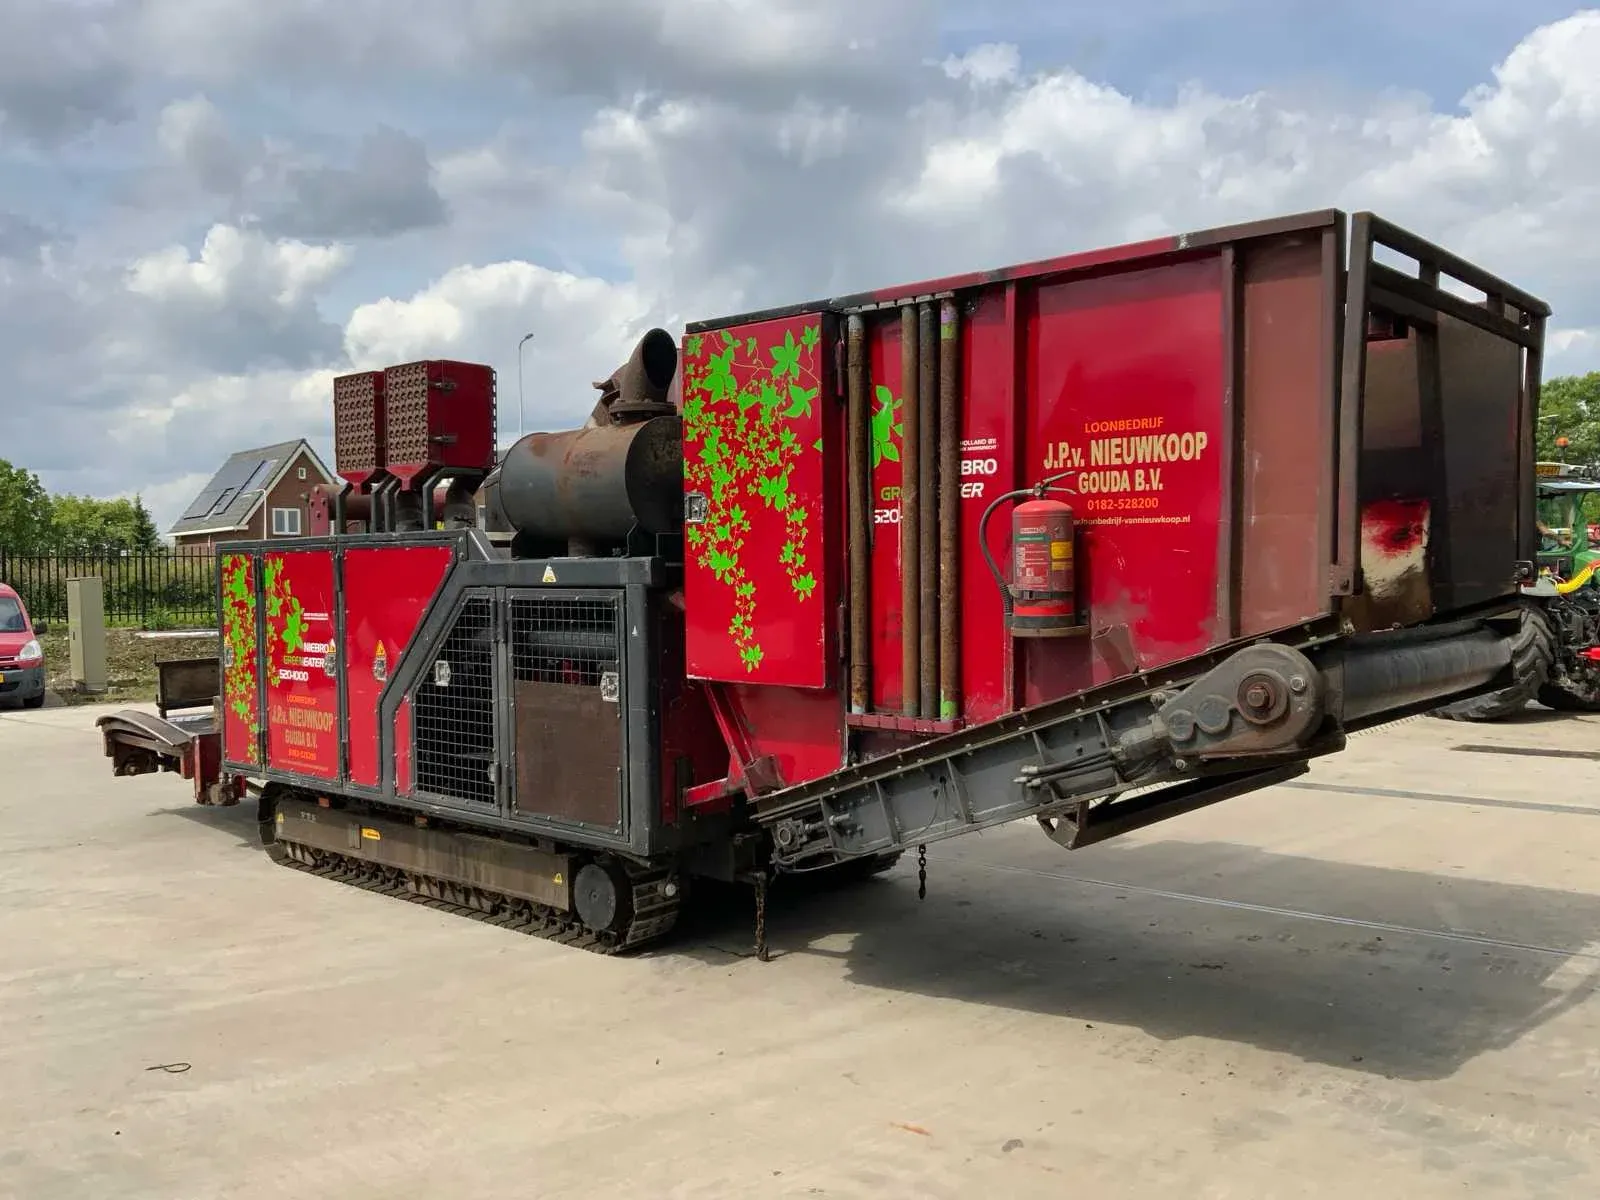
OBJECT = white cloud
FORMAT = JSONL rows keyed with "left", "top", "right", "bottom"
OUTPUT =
{"left": 344, "top": 260, "right": 665, "bottom": 435}
{"left": 126, "top": 224, "right": 349, "bottom": 307}
{"left": 10, "top": 3, "right": 1600, "bottom": 538}
{"left": 939, "top": 43, "right": 1022, "bottom": 87}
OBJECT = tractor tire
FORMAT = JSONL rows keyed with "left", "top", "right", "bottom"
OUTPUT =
{"left": 1430, "top": 605, "right": 1555, "bottom": 722}
{"left": 1536, "top": 680, "right": 1600, "bottom": 713}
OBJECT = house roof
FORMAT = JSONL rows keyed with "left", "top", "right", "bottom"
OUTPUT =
{"left": 167, "top": 439, "right": 331, "bottom": 538}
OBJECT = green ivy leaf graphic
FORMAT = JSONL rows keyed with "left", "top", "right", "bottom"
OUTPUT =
{"left": 756, "top": 474, "right": 791, "bottom": 510}
{"left": 770, "top": 330, "right": 802, "bottom": 380}
{"left": 706, "top": 347, "right": 737, "bottom": 402}
{"left": 685, "top": 334, "right": 704, "bottom": 357}
{"left": 783, "top": 384, "right": 817, "bottom": 420}
{"left": 283, "top": 599, "right": 307, "bottom": 655}
{"left": 679, "top": 318, "right": 824, "bottom": 672}
{"left": 871, "top": 384, "right": 904, "bottom": 468}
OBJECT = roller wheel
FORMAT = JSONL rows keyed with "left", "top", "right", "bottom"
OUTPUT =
{"left": 1431, "top": 606, "right": 1555, "bottom": 722}
{"left": 573, "top": 860, "right": 630, "bottom": 936}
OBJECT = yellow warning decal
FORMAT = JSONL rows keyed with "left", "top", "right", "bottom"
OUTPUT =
{"left": 275, "top": 812, "right": 284, "bottom": 825}
{"left": 553, "top": 872, "right": 564, "bottom": 886}
{"left": 542, "top": 565, "right": 557, "bottom": 583}
{"left": 361, "top": 827, "right": 382, "bottom": 841}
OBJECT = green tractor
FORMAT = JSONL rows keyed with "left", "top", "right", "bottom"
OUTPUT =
{"left": 1435, "top": 462, "right": 1600, "bottom": 721}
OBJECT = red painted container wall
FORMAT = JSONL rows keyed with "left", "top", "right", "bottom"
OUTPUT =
{"left": 680, "top": 313, "right": 848, "bottom": 786}
{"left": 219, "top": 552, "right": 261, "bottom": 768}
{"left": 682, "top": 215, "right": 1347, "bottom": 794}
{"left": 681, "top": 314, "right": 838, "bottom": 685}
{"left": 340, "top": 544, "right": 454, "bottom": 789}
{"left": 1017, "top": 257, "right": 1225, "bottom": 704}
{"left": 261, "top": 549, "right": 341, "bottom": 781}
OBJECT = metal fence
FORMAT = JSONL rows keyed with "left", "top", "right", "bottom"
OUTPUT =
{"left": 0, "top": 549, "right": 218, "bottom": 630}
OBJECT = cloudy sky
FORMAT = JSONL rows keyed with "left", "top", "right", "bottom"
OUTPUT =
{"left": 3, "top": 0, "right": 1598, "bottom": 534}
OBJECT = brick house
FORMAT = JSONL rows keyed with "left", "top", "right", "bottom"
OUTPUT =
{"left": 167, "top": 440, "right": 335, "bottom": 552}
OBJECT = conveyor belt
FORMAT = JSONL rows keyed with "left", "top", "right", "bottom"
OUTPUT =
{"left": 755, "top": 616, "right": 1517, "bottom": 871}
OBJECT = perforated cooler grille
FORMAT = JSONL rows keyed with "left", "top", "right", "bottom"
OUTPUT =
{"left": 332, "top": 370, "right": 384, "bottom": 480}
{"left": 413, "top": 596, "right": 497, "bottom": 806}
{"left": 383, "top": 361, "right": 433, "bottom": 472}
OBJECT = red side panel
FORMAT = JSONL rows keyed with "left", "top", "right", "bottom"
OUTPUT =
{"left": 219, "top": 552, "right": 261, "bottom": 767}
{"left": 862, "top": 298, "right": 1021, "bottom": 722}
{"left": 865, "top": 321, "right": 907, "bottom": 713}
{"left": 727, "top": 684, "right": 845, "bottom": 787}
{"left": 1020, "top": 257, "right": 1226, "bottom": 703}
{"left": 262, "top": 549, "right": 340, "bottom": 781}
{"left": 341, "top": 544, "right": 454, "bottom": 789}
{"left": 955, "top": 289, "right": 1019, "bottom": 723}
{"left": 681, "top": 313, "right": 836, "bottom": 687}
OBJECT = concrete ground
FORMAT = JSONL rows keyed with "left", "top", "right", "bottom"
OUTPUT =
{"left": 3, "top": 703, "right": 1600, "bottom": 1199}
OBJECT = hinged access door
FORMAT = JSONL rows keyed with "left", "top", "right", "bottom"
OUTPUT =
{"left": 505, "top": 589, "right": 628, "bottom": 839}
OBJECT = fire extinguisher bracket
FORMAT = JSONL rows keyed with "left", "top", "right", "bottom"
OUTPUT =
{"left": 978, "top": 480, "right": 1091, "bottom": 640}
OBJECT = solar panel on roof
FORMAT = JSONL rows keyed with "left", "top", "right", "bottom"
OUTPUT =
{"left": 243, "top": 459, "right": 277, "bottom": 491}
{"left": 211, "top": 456, "right": 261, "bottom": 492}
{"left": 181, "top": 489, "right": 224, "bottom": 520}
{"left": 208, "top": 487, "right": 237, "bottom": 516}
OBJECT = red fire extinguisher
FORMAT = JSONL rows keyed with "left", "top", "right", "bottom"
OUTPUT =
{"left": 980, "top": 477, "right": 1085, "bottom": 638}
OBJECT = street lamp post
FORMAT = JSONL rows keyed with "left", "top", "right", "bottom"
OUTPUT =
{"left": 516, "top": 332, "right": 535, "bottom": 443}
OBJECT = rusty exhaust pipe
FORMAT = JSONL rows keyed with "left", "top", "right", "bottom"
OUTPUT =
{"left": 587, "top": 327, "right": 680, "bottom": 427}
{"left": 900, "top": 304, "right": 920, "bottom": 717}
{"left": 938, "top": 298, "right": 962, "bottom": 721}
{"left": 918, "top": 301, "right": 939, "bottom": 719}
{"left": 846, "top": 314, "right": 871, "bottom": 714}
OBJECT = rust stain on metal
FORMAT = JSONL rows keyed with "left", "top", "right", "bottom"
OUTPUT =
{"left": 900, "top": 304, "right": 921, "bottom": 717}
{"left": 846, "top": 313, "right": 871, "bottom": 714}
{"left": 917, "top": 300, "right": 939, "bottom": 719}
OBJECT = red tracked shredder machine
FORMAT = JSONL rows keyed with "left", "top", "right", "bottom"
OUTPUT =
{"left": 99, "top": 209, "right": 1552, "bottom": 957}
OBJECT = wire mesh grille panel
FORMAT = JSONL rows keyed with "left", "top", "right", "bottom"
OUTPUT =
{"left": 510, "top": 592, "right": 627, "bottom": 833}
{"left": 413, "top": 595, "right": 498, "bottom": 806}
{"left": 511, "top": 596, "right": 621, "bottom": 686}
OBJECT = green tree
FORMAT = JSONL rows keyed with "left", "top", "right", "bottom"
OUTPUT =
{"left": 0, "top": 459, "right": 53, "bottom": 554}
{"left": 1537, "top": 371, "right": 1600, "bottom": 463}
{"left": 49, "top": 493, "right": 164, "bottom": 555}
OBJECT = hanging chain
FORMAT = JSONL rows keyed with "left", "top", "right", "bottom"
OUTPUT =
{"left": 917, "top": 844, "right": 927, "bottom": 900}
{"left": 754, "top": 871, "right": 770, "bottom": 962}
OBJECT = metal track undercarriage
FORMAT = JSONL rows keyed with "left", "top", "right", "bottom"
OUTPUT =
{"left": 259, "top": 789, "right": 681, "bottom": 955}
